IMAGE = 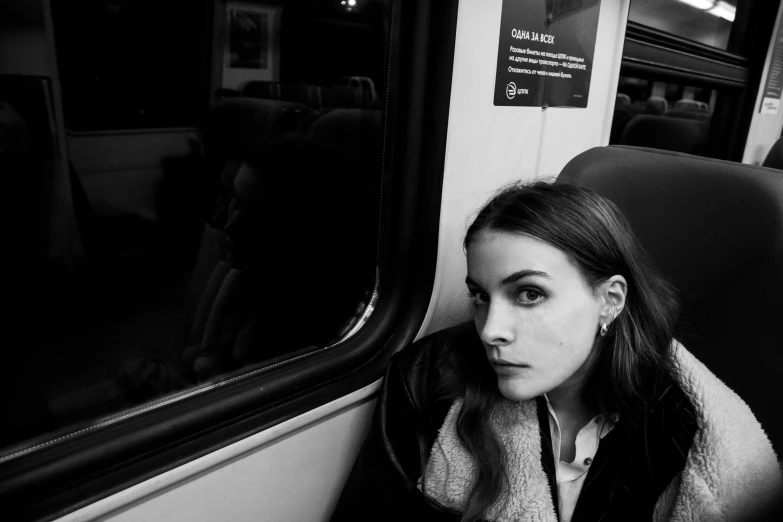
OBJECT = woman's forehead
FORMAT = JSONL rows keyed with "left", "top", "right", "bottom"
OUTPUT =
{"left": 466, "top": 231, "right": 583, "bottom": 286}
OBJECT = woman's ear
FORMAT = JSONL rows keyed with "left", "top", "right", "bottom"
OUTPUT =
{"left": 600, "top": 275, "right": 627, "bottom": 325}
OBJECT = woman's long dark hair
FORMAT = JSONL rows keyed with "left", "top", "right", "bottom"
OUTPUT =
{"left": 439, "top": 181, "right": 680, "bottom": 522}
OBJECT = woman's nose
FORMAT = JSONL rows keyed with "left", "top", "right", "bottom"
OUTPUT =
{"left": 478, "top": 302, "right": 515, "bottom": 346}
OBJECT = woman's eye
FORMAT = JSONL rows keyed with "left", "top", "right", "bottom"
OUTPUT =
{"left": 516, "top": 288, "right": 543, "bottom": 304}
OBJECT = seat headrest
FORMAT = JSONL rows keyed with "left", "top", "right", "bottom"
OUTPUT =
{"left": 558, "top": 146, "right": 783, "bottom": 303}
{"left": 615, "top": 93, "right": 631, "bottom": 106}
{"left": 675, "top": 99, "right": 709, "bottom": 111}
{"left": 620, "top": 115, "right": 709, "bottom": 155}
{"left": 203, "top": 98, "right": 314, "bottom": 162}
{"left": 241, "top": 81, "right": 281, "bottom": 99}
{"left": 556, "top": 146, "right": 783, "bottom": 453}
{"left": 645, "top": 96, "right": 668, "bottom": 115}
{"left": 664, "top": 108, "right": 712, "bottom": 122}
{"left": 307, "top": 108, "right": 382, "bottom": 163}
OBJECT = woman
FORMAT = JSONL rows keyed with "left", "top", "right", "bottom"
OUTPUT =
{"left": 331, "top": 181, "right": 782, "bottom": 521}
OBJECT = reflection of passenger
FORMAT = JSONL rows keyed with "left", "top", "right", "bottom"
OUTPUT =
{"left": 0, "top": 99, "right": 33, "bottom": 252}
{"left": 185, "top": 133, "right": 372, "bottom": 378}
{"left": 332, "top": 182, "right": 782, "bottom": 520}
{"left": 116, "top": 132, "right": 373, "bottom": 394}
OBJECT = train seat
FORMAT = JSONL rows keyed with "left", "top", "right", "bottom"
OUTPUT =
{"left": 177, "top": 98, "right": 318, "bottom": 379}
{"left": 664, "top": 107, "right": 712, "bottom": 122}
{"left": 646, "top": 96, "right": 668, "bottom": 115}
{"left": 675, "top": 99, "right": 710, "bottom": 111}
{"left": 239, "top": 80, "right": 375, "bottom": 110}
{"left": 213, "top": 88, "right": 241, "bottom": 100}
{"left": 307, "top": 108, "right": 382, "bottom": 173}
{"left": 203, "top": 98, "right": 315, "bottom": 176}
{"left": 620, "top": 114, "right": 709, "bottom": 155}
{"left": 241, "top": 81, "right": 282, "bottom": 100}
{"left": 609, "top": 101, "right": 652, "bottom": 144}
{"left": 558, "top": 145, "right": 783, "bottom": 456}
{"left": 177, "top": 97, "right": 380, "bottom": 379}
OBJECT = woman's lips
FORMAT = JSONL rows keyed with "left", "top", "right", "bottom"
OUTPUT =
{"left": 491, "top": 363, "right": 530, "bottom": 375}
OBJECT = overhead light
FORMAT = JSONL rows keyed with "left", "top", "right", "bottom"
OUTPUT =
{"left": 677, "top": 0, "right": 714, "bottom": 9}
{"left": 709, "top": 1, "right": 736, "bottom": 22}
{"left": 676, "top": 0, "right": 736, "bottom": 23}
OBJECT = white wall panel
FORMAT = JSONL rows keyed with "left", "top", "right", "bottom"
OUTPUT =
{"left": 420, "top": 0, "right": 631, "bottom": 336}
{"left": 742, "top": 2, "right": 783, "bottom": 166}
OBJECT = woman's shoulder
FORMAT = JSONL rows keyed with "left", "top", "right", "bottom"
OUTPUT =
{"left": 391, "top": 321, "right": 479, "bottom": 369}
{"left": 384, "top": 322, "right": 479, "bottom": 414}
{"left": 670, "top": 340, "right": 766, "bottom": 433}
{"left": 666, "top": 341, "right": 783, "bottom": 518}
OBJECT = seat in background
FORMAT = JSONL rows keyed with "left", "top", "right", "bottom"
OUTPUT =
{"left": 675, "top": 99, "right": 709, "bottom": 111}
{"left": 179, "top": 97, "right": 380, "bottom": 379}
{"left": 241, "top": 81, "right": 282, "bottom": 100}
{"left": 558, "top": 145, "right": 783, "bottom": 457}
{"left": 610, "top": 99, "right": 652, "bottom": 145}
{"left": 620, "top": 114, "right": 709, "bottom": 155}
{"left": 664, "top": 107, "right": 712, "bottom": 122}
{"left": 645, "top": 96, "right": 668, "bottom": 115}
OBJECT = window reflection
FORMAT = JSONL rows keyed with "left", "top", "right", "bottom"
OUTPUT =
{"left": 2, "top": 0, "right": 392, "bottom": 455}
{"left": 629, "top": 0, "right": 738, "bottom": 50}
{"left": 610, "top": 76, "right": 716, "bottom": 157}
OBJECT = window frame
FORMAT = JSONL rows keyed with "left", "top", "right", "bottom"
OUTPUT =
{"left": 619, "top": 0, "right": 781, "bottom": 161}
{"left": 0, "top": 1, "right": 459, "bottom": 519}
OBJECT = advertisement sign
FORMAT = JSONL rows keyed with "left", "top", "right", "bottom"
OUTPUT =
{"left": 494, "top": 0, "right": 601, "bottom": 108}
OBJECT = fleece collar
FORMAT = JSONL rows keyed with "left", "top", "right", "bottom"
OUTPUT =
{"left": 420, "top": 343, "right": 782, "bottom": 521}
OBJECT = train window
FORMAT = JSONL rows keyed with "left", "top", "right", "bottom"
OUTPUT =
{"left": 5, "top": 0, "right": 383, "bottom": 450}
{"left": 51, "top": 0, "right": 211, "bottom": 131}
{"left": 619, "top": 1, "right": 780, "bottom": 161}
{"left": 1, "top": 1, "right": 456, "bottom": 518}
{"left": 610, "top": 76, "right": 717, "bottom": 157}
{"left": 629, "top": 0, "right": 737, "bottom": 50}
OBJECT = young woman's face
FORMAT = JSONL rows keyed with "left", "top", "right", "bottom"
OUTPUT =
{"left": 466, "top": 231, "right": 605, "bottom": 402}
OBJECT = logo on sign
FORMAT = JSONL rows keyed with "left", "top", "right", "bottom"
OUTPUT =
{"left": 506, "top": 82, "right": 516, "bottom": 99}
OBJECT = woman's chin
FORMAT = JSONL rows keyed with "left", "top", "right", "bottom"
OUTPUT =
{"left": 496, "top": 379, "right": 542, "bottom": 402}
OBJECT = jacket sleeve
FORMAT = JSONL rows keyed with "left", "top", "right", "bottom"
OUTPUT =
{"left": 329, "top": 351, "right": 460, "bottom": 521}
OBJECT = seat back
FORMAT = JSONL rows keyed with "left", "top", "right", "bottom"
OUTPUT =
{"left": 664, "top": 108, "right": 712, "bottom": 122}
{"left": 675, "top": 99, "right": 709, "bottom": 111}
{"left": 621, "top": 115, "right": 709, "bottom": 155}
{"left": 558, "top": 146, "right": 783, "bottom": 455}
{"left": 645, "top": 96, "right": 668, "bottom": 115}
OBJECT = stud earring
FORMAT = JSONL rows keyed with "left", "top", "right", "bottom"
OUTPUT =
{"left": 600, "top": 323, "right": 608, "bottom": 336}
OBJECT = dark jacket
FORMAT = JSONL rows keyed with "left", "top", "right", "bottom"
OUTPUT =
{"left": 330, "top": 323, "right": 698, "bottom": 521}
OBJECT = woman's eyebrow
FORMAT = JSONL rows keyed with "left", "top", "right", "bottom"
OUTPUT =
{"left": 500, "top": 269, "right": 551, "bottom": 285}
{"left": 465, "top": 269, "right": 551, "bottom": 288}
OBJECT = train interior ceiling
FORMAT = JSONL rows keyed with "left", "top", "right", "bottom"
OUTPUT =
{"left": 2, "top": 0, "right": 783, "bottom": 520}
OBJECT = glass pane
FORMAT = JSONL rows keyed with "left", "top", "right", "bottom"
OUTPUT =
{"left": 629, "top": 0, "right": 738, "bottom": 50}
{"left": 610, "top": 76, "right": 716, "bottom": 157}
{"left": 51, "top": 0, "right": 209, "bottom": 131}
{"left": 2, "top": 0, "right": 393, "bottom": 455}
